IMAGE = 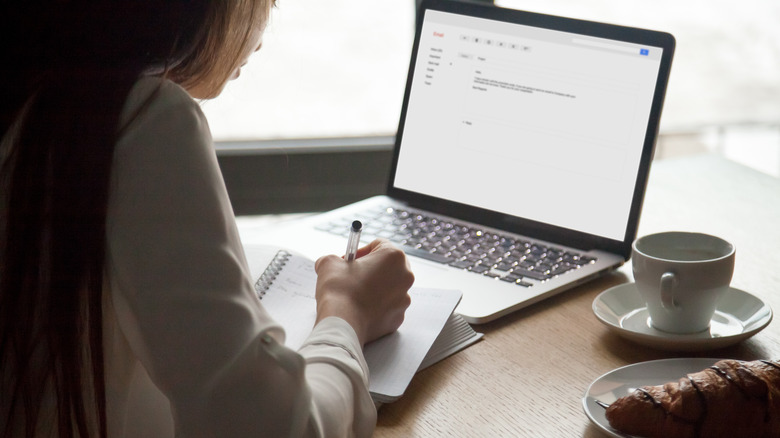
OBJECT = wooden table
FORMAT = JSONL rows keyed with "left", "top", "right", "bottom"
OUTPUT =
{"left": 368, "top": 154, "right": 780, "bottom": 437}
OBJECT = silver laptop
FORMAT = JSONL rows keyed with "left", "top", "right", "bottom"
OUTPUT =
{"left": 250, "top": 0, "right": 675, "bottom": 324}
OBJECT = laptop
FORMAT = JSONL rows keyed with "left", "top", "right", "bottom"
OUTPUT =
{"left": 248, "top": 0, "right": 675, "bottom": 324}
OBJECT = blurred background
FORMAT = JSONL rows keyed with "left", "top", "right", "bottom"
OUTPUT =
{"left": 202, "top": 0, "right": 780, "bottom": 177}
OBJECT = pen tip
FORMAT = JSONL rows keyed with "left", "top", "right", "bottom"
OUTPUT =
{"left": 351, "top": 220, "right": 362, "bottom": 231}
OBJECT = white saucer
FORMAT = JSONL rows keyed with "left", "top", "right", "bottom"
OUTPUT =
{"left": 583, "top": 358, "right": 723, "bottom": 438}
{"left": 592, "top": 283, "right": 772, "bottom": 352}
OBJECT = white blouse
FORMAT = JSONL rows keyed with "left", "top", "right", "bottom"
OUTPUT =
{"left": 102, "top": 77, "right": 376, "bottom": 437}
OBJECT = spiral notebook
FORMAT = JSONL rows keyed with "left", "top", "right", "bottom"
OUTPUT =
{"left": 246, "top": 244, "right": 483, "bottom": 403}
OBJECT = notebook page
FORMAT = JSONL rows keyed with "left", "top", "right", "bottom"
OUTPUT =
{"left": 248, "top": 246, "right": 464, "bottom": 401}
{"left": 365, "top": 287, "right": 462, "bottom": 401}
{"left": 258, "top": 253, "right": 319, "bottom": 350}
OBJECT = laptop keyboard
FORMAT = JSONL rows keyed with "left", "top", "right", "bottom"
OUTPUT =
{"left": 315, "top": 206, "right": 596, "bottom": 287}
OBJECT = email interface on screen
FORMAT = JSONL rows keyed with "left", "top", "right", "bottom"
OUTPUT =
{"left": 393, "top": 10, "right": 664, "bottom": 241}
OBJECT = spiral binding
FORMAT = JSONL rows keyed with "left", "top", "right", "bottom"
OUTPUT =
{"left": 254, "top": 250, "right": 292, "bottom": 299}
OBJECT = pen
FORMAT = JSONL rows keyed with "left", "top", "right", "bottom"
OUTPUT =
{"left": 345, "top": 220, "right": 362, "bottom": 262}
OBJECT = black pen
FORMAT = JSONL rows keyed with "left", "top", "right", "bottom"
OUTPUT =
{"left": 345, "top": 220, "right": 362, "bottom": 262}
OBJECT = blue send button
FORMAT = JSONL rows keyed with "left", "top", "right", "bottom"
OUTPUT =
{"left": 640, "top": 48, "right": 649, "bottom": 56}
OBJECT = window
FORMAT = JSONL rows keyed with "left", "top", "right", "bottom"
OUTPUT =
{"left": 201, "top": 0, "right": 415, "bottom": 141}
{"left": 205, "top": 0, "right": 780, "bottom": 140}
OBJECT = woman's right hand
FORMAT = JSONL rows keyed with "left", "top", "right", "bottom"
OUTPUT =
{"left": 313, "top": 239, "right": 414, "bottom": 347}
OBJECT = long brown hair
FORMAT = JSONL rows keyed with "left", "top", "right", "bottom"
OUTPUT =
{"left": 0, "top": 1, "right": 271, "bottom": 437}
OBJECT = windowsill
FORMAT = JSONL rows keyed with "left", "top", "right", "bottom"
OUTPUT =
{"left": 215, "top": 134, "right": 395, "bottom": 156}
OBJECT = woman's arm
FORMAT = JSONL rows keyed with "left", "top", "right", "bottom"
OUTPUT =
{"left": 107, "top": 78, "right": 395, "bottom": 437}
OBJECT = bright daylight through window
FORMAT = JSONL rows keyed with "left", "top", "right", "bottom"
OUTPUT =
{"left": 202, "top": 0, "right": 780, "bottom": 148}
{"left": 200, "top": 0, "right": 415, "bottom": 141}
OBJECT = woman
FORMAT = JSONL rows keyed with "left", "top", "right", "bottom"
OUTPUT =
{"left": 0, "top": 1, "right": 413, "bottom": 437}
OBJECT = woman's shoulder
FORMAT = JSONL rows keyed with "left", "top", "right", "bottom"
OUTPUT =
{"left": 122, "top": 76, "right": 200, "bottom": 120}
{"left": 118, "top": 76, "right": 209, "bottom": 145}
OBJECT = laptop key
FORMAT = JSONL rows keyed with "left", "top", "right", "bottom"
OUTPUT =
{"left": 494, "top": 261, "right": 513, "bottom": 271}
{"left": 550, "top": 264, "right": 576, "bottom": 277}
{"left": 401, "top": 246, "right": 454, "bottom": 264}
{"left": 449, "top": 259, "right": 474, "bottom": 269}
{"left": 500, "top": 274, "right": 534, "bottom": 287}
{"left": 470, "top": 264, "right": 491, "bottom": 274}
{"left": 510, "top": 268, "right": 549, "bottom": 281}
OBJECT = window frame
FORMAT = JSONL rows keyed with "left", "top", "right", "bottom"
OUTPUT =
{"left": 216, "top": 136, "right": 395, "bottom": 215}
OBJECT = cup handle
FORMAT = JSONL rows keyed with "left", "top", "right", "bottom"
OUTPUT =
{"left": 660, "top": 272, "right": 678, "bottom": 310}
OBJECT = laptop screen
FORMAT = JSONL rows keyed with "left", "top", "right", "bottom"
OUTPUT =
{"left": 392, "top": 5, "right": 671, "bottom": 243}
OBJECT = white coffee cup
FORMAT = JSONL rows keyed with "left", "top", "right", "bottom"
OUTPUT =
{"left": 632, "top": 231, "right": 735, "bottom": 334}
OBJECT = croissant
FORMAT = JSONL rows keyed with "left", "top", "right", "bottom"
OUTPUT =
{"left": 604, "top": 359, "right": 780, "bottom": 438}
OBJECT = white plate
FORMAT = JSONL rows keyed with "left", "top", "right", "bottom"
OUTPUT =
{"left": 582, "top": 358, "right": 724, "bottom": 438}
{"left": 592, "top": 283, "right": 772, "bottom": 352}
